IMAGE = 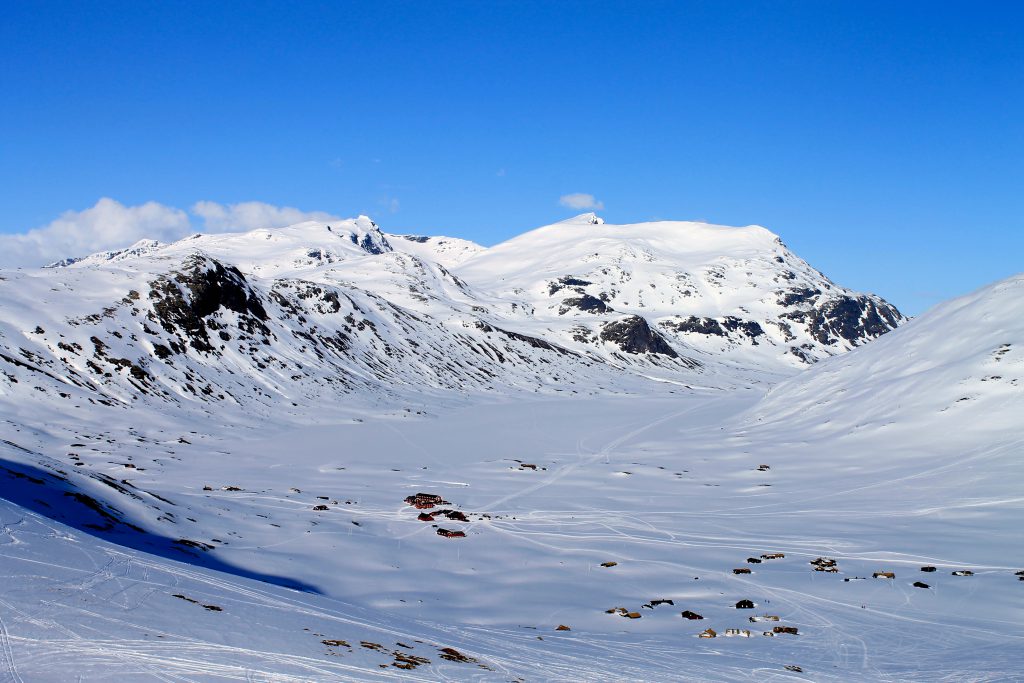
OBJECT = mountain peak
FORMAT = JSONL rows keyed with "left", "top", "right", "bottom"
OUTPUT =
{"left": 559, "top": 212, "right": 604, "bottom": 225}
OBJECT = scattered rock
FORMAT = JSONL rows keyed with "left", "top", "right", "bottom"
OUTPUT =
{"left": 174, "top": 538, "right": 214, "bottom": 552}
{"left": 322, "top": 639, "right": 350, "bottom": 648}
{"left": 438, "top": 647, "right": 475, "bottom": 663}
{"left": 392, "top": 652, "right": 431, "bottom": 670}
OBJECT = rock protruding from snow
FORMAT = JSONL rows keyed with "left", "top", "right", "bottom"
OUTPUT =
{"left": 600, "top": 316, "right": 678, "bottom": 358}
{"left": 559, "top": 212, "right": 605, "bottom": 225}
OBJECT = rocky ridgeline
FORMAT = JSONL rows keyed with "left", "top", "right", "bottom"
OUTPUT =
{"left": 0, "top": 217, "right": 906, "bottom": 424}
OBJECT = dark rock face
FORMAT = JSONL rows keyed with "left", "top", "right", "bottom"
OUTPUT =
{"left": 784, "top": 295, "right": 903, "bottom": 346}
{"left": 548, "top": 276, "right": 593, "bottom": 295}
{"left": 666, "top": 316, "right": 764, "bottom": 342}
{"left": 475, "top": 321, "right": 579, "bottom": 356}
{"left": 348, "top": 230, "right": 391, "bottom": 255}
{"left": 600, "top": 316, "right": 678, "bottom": 358}
{"left": 777, "top": 287, "right": 822, "bottom": 307}
{"left": 149, "top": 256, "right": 270, "bottom": 352}
{"left": 359, "top": 233, "right": 390, "bottom": 255}
{"left": 560, "top": 294, "right": 612, "bottom": 315}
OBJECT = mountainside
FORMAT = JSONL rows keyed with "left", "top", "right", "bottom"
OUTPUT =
{"left": 457, "top": 213, "right": 903, "bottom": 363}
{"left": 0, "top": 214, "right": 904, "bottom": 426}
{"left": 743, "top": 273, "right": 1024, "bottom": 443}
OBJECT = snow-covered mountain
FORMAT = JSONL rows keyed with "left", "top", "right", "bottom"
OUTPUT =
{"left": 1, "top": 213, "right": 903, "bottom": 424}
{"left": 4, "top": 215, "right": 1018, "bottom": 681}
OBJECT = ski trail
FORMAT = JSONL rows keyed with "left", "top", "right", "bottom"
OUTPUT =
{"left": 0, "top": 611, "right": 23, "bottom": 683}
{"left": 478, "top": 402, "right": 701, "bottom": 512}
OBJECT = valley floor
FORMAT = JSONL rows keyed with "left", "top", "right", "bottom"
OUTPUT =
{"left": 2, "top": 391, "right": 1022, "bottom": 681}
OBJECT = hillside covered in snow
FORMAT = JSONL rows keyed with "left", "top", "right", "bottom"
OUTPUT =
{"left": 1, "top": 215, "right": 1020, "bottom": 681}
{"left": 2, "top": 213, "right": 902, "bottom": 420}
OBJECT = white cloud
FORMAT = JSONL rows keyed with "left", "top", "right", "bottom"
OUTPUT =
{"left": 0, "top": 198, "right": 346, "bottom": 269}
{"left": 559, "top": 193, "right": 604, "bottom": 211}
{"left": 191, "top": 201, "right": 340, "bottom": 232}
{"left": 0, "top": 198, "right": 191, "bottom": 268}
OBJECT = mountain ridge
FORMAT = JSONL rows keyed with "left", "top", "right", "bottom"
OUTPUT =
{"left": 1, "top": 214, "right": 905, "bottom": 424}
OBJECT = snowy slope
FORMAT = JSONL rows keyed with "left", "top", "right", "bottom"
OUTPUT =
{"left": 3, "top": 215, "right": 1018, "bottom": 681}
{"left": 386, "top": 231, "right": 486, "bottom": 267}
{"left": 744, "top": 273, "right": 1024, "bottom": 444}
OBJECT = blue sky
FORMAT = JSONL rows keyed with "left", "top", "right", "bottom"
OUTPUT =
{"left": 2, "top": 1, "right": 1021, "bottom": 314}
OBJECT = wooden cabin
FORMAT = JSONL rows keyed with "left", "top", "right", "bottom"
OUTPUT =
{"left": 436, "top": 528, "right": 466, "bottom": 538}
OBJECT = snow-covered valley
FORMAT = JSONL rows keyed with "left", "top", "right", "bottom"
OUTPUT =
{"left": 0, "top": 215, "right": 1021, "bottom": 681}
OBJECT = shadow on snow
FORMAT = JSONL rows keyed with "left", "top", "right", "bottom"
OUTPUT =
{"left": 0, "top": 455, "right": 320, "bottom": 594}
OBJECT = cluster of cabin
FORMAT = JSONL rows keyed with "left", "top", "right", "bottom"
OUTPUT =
{"left": 697, "top": 617, "right": 798, "bottom": 640}
{"left": 404, "top": 492, "right": 449, "bottom": 509}
{"left": 403, "top": 492, "right": 468, "bottom": 539}
{"left": 811, "top": 556, "right": 838, "bottom": 572}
